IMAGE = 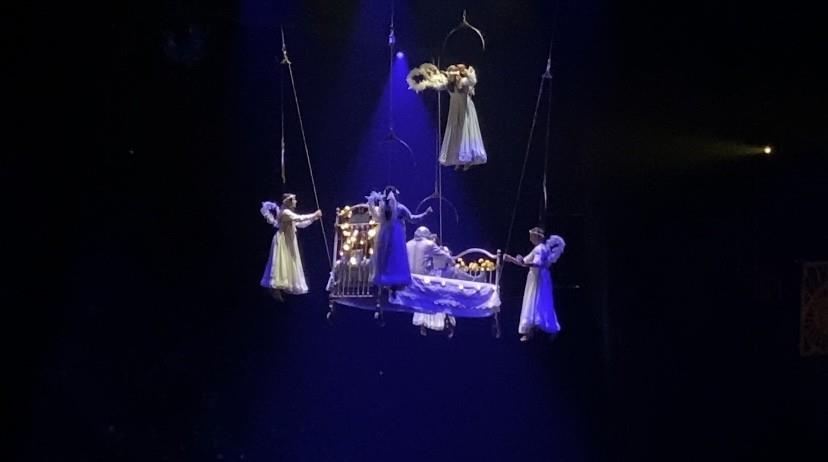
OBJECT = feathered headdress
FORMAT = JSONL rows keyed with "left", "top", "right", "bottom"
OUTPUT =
{"left": 364, "top": 190, "right": 384, "bottom": 206}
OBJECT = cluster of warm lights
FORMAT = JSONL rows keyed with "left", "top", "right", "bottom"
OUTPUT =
{"left": 454, "top": 257, "right": 496, "bottom": 273}
{"left": 337, "top": 206, "right": 354, "bottom": 219}
{"left": 336, "top": 206, "right": 378, "bottom": 266}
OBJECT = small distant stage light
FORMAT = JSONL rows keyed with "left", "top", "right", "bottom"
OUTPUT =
{"left": 763, "top": 146, "right": 773, "bottom": 155}
{"left": 396, "top": 51, "right": 404, "bottom": 59}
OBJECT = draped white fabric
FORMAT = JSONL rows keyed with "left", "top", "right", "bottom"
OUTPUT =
{"left": 390, "top": 274, "right": 500, "bottom": 318}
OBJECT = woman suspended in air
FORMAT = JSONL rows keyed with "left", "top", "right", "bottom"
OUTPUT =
{"left": 406, "top": 62, "right": 487, "bottom": 170}
{"left": 504, "top": 227, "right": 566, "bottom": 341}
{"left": 260, "top": 193, "right": 322, "bottom": 301}
{"left": 369, "top": 186, "right": 432, "bottom": 291}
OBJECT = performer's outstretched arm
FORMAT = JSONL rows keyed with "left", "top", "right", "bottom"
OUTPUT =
{"left": 283, "top": 209, "right": 322, "bottom": 229}
{"left": 399, "top": 204, "right": 433, "bottom": 223}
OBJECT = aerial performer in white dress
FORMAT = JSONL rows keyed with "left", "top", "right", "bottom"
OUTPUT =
{"left": 260, "top": 193, "right": 322, "bottom": 301}
{"left": 406, "top": 226, "right": 456, "bottom": 337}
{"left": 406, "top": 62, "right": 487, "bottom": 170}
{"left": 504, "top": 227, "right": 566, "bottom": 341}
{"left": 371, "top": 186, "right": 432, "bottom": 291}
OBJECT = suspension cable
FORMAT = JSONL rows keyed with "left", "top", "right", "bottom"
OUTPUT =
{"left": 280, "top": 28, "right": 332, "bottom": 268}
{"left": 504, "top": 43, "right": 554, "bottom": 257}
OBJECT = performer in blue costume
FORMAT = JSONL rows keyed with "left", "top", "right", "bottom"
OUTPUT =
{"left": 371, "top": 186, "right": 432, "bottom": 290}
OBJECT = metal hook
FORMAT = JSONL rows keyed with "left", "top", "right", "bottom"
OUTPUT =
{"left": 441, "top": 9, "right": 486, "bottom": 55}
{"left": 416, "top": 193, "right": 460, "bottom": 225}
{"left": 543, "top": 39, "right": 553, "bottom": 79}
{"left": 280, "top": 27, "right": 291, "bottom": 65}
{"left": 381, "top": 129, "right": 417, "bottom": 168}
{"left": 382, "top": 1, "right": 416, "bottom": 169}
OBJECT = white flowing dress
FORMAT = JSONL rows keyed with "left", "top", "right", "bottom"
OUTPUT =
{"left": 439, "top": 68, "right": 487, "bottom": 167}
{"left": 263, "top": 209, "right": 317, "bottom": 294}
{"left": 518, "top": 243, "right": 561, "bottom": 334}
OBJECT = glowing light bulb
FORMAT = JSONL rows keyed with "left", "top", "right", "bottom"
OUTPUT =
{"left": 396, "top": 51, "right": 404, "bottom": 59}
{"left": 349, "top": 256, "right": 358, "bottom": 266}
{"left": 763, "top": 146, "right": 772, "bottom": 155}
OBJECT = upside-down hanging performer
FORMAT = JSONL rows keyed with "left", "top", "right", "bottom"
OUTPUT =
{"left": 406, "top": 62, "right": 487, "bottom": 170}
{"left": 504, "top": 228, "right": 566, "bottom": 341}
{"left": 260, "top": 194, "right": 322, "bottom": 301}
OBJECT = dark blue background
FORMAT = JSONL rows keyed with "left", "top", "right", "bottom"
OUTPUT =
{"left": 20, "top": 0, "right": 826, "bottom": 460}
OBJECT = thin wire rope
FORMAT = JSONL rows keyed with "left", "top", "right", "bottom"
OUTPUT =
{"left": 437, "top": 56, "right": 443, "bottom": 239}
{"left": 540, "top": 14, "right": 558, "bottom": 225}
{"left": 504, "top": 72, "right": 547, "bottom": 258}
{"left": 280, "top": 58, "right": 286, "bottom": 185}
{"left": 387, "top": 5, "right": 394, "bottom": 181}
{"left": 439, "top": 140, "right": 443, "bottom": 239}
{"left": 281, "top": 31, "right": 332, "bottom": 268}
{"left": 504, "top": 2, "right": 557, "bottom": 256}
{"left": 539, "top": 50, "right": 553, "bottom": 225}
{"left": 388, "top": 5, "right": 395, "bottom": 134}
{"left": 382, "top": 3, "right": 415, "bottom": 180}
{"left": 434, "top": 10, "right": 484, "bottom": 240}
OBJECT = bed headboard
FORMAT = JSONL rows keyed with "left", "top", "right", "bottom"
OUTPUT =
{"left": 329, "top": 203, "right": 380, "bottom": 298}
{"left": 450, "top": 248, "right": 502, "bottom": 286}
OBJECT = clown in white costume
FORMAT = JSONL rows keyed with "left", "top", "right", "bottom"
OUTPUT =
{"left": 260, "top": 193, "right": 322, "bottom": 301}
{"left": 406, "top": 226, "right": 456, "bottom": 336}
{"left": 505, "top": 227, "right": 566, "bottom": 341}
